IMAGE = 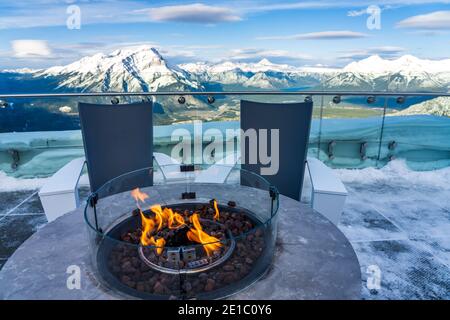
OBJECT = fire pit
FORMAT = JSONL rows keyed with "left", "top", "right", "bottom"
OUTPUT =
{"left": 84, "top": 164, "right": 279, "bottom": 299}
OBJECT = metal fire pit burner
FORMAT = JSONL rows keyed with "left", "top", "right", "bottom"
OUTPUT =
{"left": 138, "top": 220, "right": 236, "bottom": 275}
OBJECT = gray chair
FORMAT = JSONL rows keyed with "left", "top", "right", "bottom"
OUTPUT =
{"left": 240, "top": 100, "right": 313, "bottom": 201}
{"left": 78, "top": 102, "right": 153, "bottom": 194}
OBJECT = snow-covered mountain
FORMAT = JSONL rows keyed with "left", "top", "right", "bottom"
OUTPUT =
{"left": 35, "top": 46, "right": 202, "bottom": 92}
{"left": 390, "top": 97, "right": 450, "bottom": 117}
{"left": 179, "top": 59, "right": 335, "bottom": 89}
{"left": 343, "top": 55, "right": 450, "bottom": 74}
{"left": 328, "top": 55, "right": 450, "bottom": 91}
{"left": 1, "top": 68, "right": 38, "bottom": 74}
{"left": 3, "top": 49, "right": 450, "bottom": 93}
{"left": 180, "top": 54, "right": 450, "bottom": 91}
{"left": 180, "top": 58, "right": 301, "bottom": 74}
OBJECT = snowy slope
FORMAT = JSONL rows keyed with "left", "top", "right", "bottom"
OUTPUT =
{"left": 179, "top": 58, "right": 327, "bottom": 88}
{"left": 344, "top": 55, "right": 450, "bottom": 74}
{"left": 180, "top": 58, "right": 297, "bottom": 74}
{"left": 1, "top": 68, "right": 40, "bottom": 74}
{"left": 319, "top": 55, "right": 450, "bottom": 91}
{"left": 35, "top": 46, "right": 202, "bottom": 92}
{"left": 390, "top": 97, "right": 450, "bottom": 117}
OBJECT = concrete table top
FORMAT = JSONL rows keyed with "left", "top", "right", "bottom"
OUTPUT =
{"left": 0, "top": 190, "right": 361, "bottom": 300}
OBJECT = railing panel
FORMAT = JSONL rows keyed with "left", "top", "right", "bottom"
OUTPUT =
{"left": 0, "top": 91, "right": 449, "bottom": 184}
{"left": 379, "top": 89, "right": 450, "bottom": 170}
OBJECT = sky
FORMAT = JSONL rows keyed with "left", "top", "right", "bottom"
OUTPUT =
{"left": 0, "top": 0, "right": 449, "bottom": 69}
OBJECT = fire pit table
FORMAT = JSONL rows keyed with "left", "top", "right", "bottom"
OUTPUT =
{"left": 0, "top": 165, "right": 361, "bottom": 300}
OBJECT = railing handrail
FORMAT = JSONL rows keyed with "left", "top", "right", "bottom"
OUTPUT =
{"left": 0, "top": 90, "right": 449, "bottom": 99}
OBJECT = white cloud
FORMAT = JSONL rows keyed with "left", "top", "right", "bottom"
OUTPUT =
{"left": 397, "top": 10, "right": 450, "bottom": 29}
{"left": 338, "top": 46, "right": 405, "bottom": 60}
{"left": 144, "top": 3, "right": 241, "bottom": 24}
{"left": 228, "top": 48, "right": 312, "bottom": 61}
{"left": 257, "top": 30, "right": 368, "bottom": 40}
{"left": 11, "top": 40, "right": 52, "bottom": 58}
{"left": 246, "top": 1, "right": 344, "bottom": 12}
{"left": 347, "top": 9, "right": 367, "bottom": 17}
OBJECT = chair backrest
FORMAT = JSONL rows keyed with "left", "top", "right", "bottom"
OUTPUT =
{"left": 240, "top": 100, "right": 313, "bottom": 200}
{"left": 78, "top": 102, "right": 153, "bottom": 193}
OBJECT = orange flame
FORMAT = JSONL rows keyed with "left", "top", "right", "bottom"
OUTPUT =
{"left": 131, "top": 188, "right": 149, "bottom": 206}
{"left": 149, "top": 237, "right": 166, "bottom": 255}
{"left": 132, "top": 189, "right": 222, "bottom": 257}
{"left": 213, "top": 199, "right": 220, "bottom": 220}
{"left": 150, "top": 204, "right": 165, "bottom": 231}
{"left": 140, "top": 211, "right": 166, "bottom": 255}
{"left": 165, "top": 207, "right": 186, "bottom": 229}
{"left": 150, "top": 205, "right": 186, "bottom": 231}
{"left": 187, "top": 213, "right": 222, "bottom": 257}
{"left": 140, "top": 210, "right": 155, "bottom": 246}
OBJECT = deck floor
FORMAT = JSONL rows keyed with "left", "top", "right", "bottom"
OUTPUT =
{"left": 1, "top": 161, "right": 449, "bottom": 299}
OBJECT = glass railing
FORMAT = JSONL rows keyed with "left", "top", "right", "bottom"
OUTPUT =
{"left": 1, "top": 91, "right": 449, "bottom": 183}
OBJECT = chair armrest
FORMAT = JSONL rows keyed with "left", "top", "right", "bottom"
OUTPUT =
{"left": 39, "top": 157, "right": 86, "bottom": 222}
{"left": 195, "top": 153, "right": 240, "bottom": 183}
{"left": 305, "top": 157, "right": 347, "bottom": 225}
{"left": 306, "top": 157, "right": 347, "bottom": 196}
{"left": 153, "top": 152, "right": 185, "bottom": 182}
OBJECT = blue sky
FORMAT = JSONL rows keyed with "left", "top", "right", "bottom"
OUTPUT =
{"left": 0, "top": 0, "right": 449, "bottom": 69}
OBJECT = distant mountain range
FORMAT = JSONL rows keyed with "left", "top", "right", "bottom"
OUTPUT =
{"left": 3, "top": 45, "right": 450, "bottom": 92}
{"left": 1, "top": 46, "right": 449, "bottom": 127}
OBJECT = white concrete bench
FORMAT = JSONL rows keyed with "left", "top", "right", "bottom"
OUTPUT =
{"left": 153, "top": 152, "right": 185, "bottom": 182}
{"left": 154, "top": 153, "right": 240, "bottom": 184}
{"left": 38, "top": 157, "right": 86, "bottom": 222}
{"left": 305, "top": 157, "right": 348, "bottom": 225}
{"left": 194, "top": 153, "right": 239, "bottom": 183}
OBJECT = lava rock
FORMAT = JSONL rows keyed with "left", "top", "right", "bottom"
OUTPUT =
{"left": 227, "top": 201, "right": 236, "bottom": 207}
{"left": 255, "top": 229, "right": 263, "bottom": 237}
{"left": 183, "top": 281, "right": 193, "bottom": 292}
{"left": 136, "top": 282, "right": 145, "bottom": 292}
{"left": 223, "top": 265, "right": 235, "bottom": 272}
{"left": 205, "top": 279, "right": 215, "bottom": 292}
{"left": 199, "top": 273, "right": 208, "bottom": 282}
{"left": 153, "top": 281, "right": 168, "bottom": 294}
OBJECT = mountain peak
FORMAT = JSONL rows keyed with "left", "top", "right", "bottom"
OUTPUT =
{"left": 111, "top": 45, "right": 163, "bottom": 57}
{"left": 38, "top": 45, "right": 201, "bottom": 92}
{"left": 396, "top": 54, "right": 421, "bottom": 64}
{"left": 342, "top": 54, "right": 450, "bottom": 74}
{"left": 257, "top": 58, "right": 273, "bottom": 65}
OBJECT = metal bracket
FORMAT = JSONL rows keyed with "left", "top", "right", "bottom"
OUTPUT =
{"left": 166, "top": 247, "right": 198, "bottom": 266}
{"left": 360, "top": 142, "right": 368, "bottom": 160}
{"left": 167, "top": 248, "right": 181, "bottom": 265}
{"left": 269, "top": 186, "right": 278, "bottom": 200}
{"left": 182, "top": 192, "right": 196, "bottom": 199}
{"left": 182, "top": 247, "right": 197, "bottom": 263}
{"left": 388, "top": 140, "right": 397, "bottom": 150}
{"left": 89, "top": 193, "right": 98, "bottom": 207}
{"left": 269, "top": 186, "right": 279, "bottom": 217}
{"left": 327, "top": 141, "right": 336, "bottom": 160}
{"left": 8, "top": 149, "right": 20, "bottom": 170}
{"left": 180, "top": 164, "right": 195, "bottom": 172}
